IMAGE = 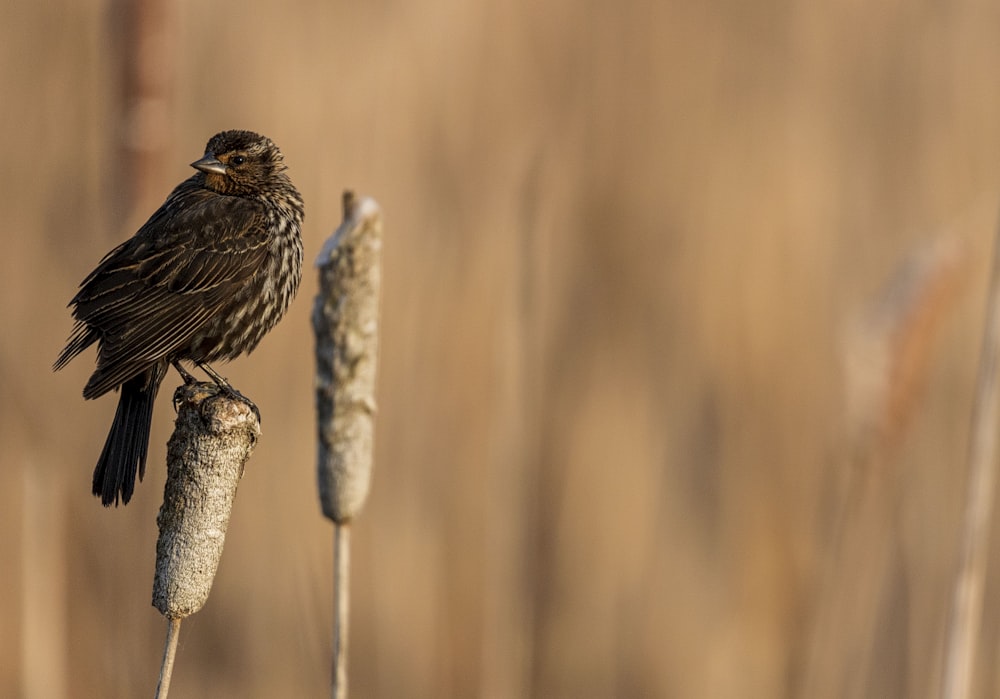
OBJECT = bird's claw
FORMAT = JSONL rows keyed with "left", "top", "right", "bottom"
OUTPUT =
{"left": 218, "top": 382, "right": 261, "bottom": 423}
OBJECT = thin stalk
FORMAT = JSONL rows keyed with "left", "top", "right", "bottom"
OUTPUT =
{"left": 941, "top": 213, "right": 1000, "bottom": 699}
{"left": 333, "top": 523, "right": 351, "bottom": 699}
{"left": 155, "top": 618, "right": 182, "bottom": 699}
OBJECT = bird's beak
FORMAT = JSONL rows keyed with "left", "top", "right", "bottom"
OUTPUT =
{"left": 191, "top": 153, "right": 227, "bottom": 175}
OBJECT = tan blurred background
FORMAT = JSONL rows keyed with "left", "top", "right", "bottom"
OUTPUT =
{"left": 3, "top": 0, "right": 1000, "bottom": 697}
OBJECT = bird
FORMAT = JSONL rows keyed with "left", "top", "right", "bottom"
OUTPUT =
{"left": 55, "top": 129, "right": 304, "bottom": 506}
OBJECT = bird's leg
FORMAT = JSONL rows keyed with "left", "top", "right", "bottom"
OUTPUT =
{"left": 171, "top": 360, "right": 199, "bottom": 385}
{"left": 196, "top": 362, "right": 261, "bottom": 423}
{"left": 196, "top": 361, "right": 232, "bottom": 389}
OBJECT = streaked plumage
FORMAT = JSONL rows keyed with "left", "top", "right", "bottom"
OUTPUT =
{"left": 55, "top": 130, "right": 304, "bottom": 506}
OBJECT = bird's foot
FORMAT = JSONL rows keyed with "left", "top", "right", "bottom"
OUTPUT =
{"left": 196, "top": 362, "right": 261, "bottom": 423}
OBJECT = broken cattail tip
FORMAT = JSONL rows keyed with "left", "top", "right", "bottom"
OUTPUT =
{"left": 153, "top": 382, "right": 260, "bottom": 619}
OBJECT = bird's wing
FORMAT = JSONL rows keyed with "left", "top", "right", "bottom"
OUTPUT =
{"left": 71, "top": 183, "right": 271, "bottom": 397}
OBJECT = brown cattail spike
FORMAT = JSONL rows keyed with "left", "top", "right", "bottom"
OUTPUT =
{"left": 152, "top": 382, "right": 260, "bottom": 619}
{"left": 313, "top": 191, "right": 383, "bottom": 523}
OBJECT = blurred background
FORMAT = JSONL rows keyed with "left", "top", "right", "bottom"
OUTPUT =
{"left": 4, "top": 0, "right": 1000, "bottom": 697}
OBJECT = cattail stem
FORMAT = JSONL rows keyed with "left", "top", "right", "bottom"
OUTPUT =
{"left": 155, "top": 617, "right": 182, "bottom": 699}
{"left": 799, "top": 235, "right": 966, "bottom": 698}
{"left": 333, "top": 523, "right": 350, "bottom": 699}
{"left": 941, "top": 213, "right": 1000, "bottom": 699}
{"left": 314, "top": 191, "right": 383, "bottom": 699}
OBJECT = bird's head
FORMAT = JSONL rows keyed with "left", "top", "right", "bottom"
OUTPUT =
{"left": 191, "top": 130, "right": 288, "bottom": 196}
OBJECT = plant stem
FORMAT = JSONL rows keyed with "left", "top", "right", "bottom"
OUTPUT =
{"left": 155, "top": 617, "right": 182, "bottom": 699}
{"left": 941, "top": 213, "right": 1000, "bottom": 699}
{"left": 333, "top": 523, "right": 351, "bottom": 699}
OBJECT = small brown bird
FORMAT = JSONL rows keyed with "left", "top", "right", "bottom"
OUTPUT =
{"left": 55, "top": 130, "right": 304, "bottom": 506}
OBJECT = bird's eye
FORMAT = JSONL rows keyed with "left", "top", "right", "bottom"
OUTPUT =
{"left": 230, "top": 155, "right": 246, "bottom": 166}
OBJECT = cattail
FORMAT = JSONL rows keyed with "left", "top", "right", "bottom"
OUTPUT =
{"left": 314, "top": 191, "right": 383, "bottom": 699}
{"left": 313, "top": 190, "right": 382, "bottom": 523}
{"left": 152, "top": 382, "right": 260, "bottom": 698}
{"left": 153, "top": 383, "right": 259, "bottom": 617}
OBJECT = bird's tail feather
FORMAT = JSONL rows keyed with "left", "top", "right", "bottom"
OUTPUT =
{"left": 93, "top": 364, "right": 166, "bottom": 506}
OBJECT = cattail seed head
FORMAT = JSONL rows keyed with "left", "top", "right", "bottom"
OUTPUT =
{"left": 153, "top": 382, "right": 259, "bottom": 618}
{"left": 313, "top": 191, "right": 383, "bottom": 523}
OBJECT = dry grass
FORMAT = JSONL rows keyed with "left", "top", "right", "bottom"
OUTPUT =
{"left": 4, "top": 0, "right": 1000, "bottom": 696}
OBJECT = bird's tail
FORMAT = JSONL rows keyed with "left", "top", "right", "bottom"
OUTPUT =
{"left": 93, "top": 364, "right": 166, "bottom": 506}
